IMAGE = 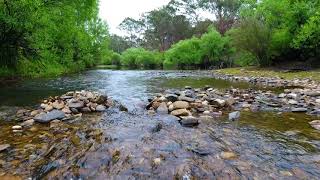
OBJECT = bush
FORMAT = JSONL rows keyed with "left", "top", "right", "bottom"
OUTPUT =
{"left": 164, "top": 28, "right": 234, "bottom": 69}
{"left": 121, "top": 48, "right": 163, "bottom": 69}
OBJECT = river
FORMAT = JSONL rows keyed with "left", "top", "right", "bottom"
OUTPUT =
{"left": 0, "top": 70, "right": 319, "bottom": 179}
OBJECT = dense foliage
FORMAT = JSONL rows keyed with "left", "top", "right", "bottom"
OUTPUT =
{"left": 113, "top": 0, "right": 320, "bottom": 69}
{"left": 121, "top": 48, "right": 163, "bottom": 69}
{"left": 0, "top": 0, "right": 110, "bottom": 77}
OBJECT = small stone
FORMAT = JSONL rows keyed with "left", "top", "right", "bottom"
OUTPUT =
{"left": 288, "top": 100, "right": 298, "bottom": 105}
{"left": 157, "top": 102, "right": 168, "bottom": 114}
{"left": 168, "top": 104, "right": 174, "bottom": 112}
{"left": 172, "top": 101, "right": 189, "bottom": 110}
{"left": 30, "top": 110, "right": 40, "bottom": 116}
{"left": 68, "top": 101, "right": 84, "bottom": 109}
{"left": 52, "top": 101, "right": 64, "bottom": 110}
{"left": 13, "top": 130, "right": 23, "bottom": 133}
{"left": 21, "top": 119, "right": 35, "bottom": 127}
{"left": 221, "top": 151, "right": 237, "bottom": 159}
{"left": 81, "top": 107, "right": 91, "bottom": 112}
{"left": 309, "top": 120, "right": 320, "bottom": 130}
{"left": 178, "top": 96, "right": 195, "bottom": 102}
{"left": 62, "top": 108, "right": 72, "bottom": 114}
{"left": 229, "top": 111, "right": 240, "bottom": 121}
{"left": 96, "top": 105, "right": 106, "bottom": 112}
{"left": 0, "top": 144, "right": 10, "bottom": 152}
{"left": 212, "top": 99, "right": 226, "bottom": 107}
{"left": 153, "top": 158, "right": 161, "bottom": 165}
{"left": 12, "top": 125, "right": 22, "bottom": 130}
{"left": 316, "top": 99, "right": 320, "bottom": 104}
{"left": 291, "top": 108, "right": 308, "bottom": 112}
{"left": 45, "top": 105, "right": 53, "bottom": 111}
{"left": 180, "top": 116, "right": 199, "bottom": 127}
{"left": 287, "top": 93, "right": 298, "bottom": 99}
{"left": 165, "top": 94, "right": 178, "bottom": 102}
{"left": 170, "top": 109, "right": 190, "bottom": 117}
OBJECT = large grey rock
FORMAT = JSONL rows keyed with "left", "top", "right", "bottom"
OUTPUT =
{"left": 34, "top": 110, "right": 65, "bottom": 123}
{"left": 229, "top": 111, "right": 240, "bottom": 121}
{"left": 157, "top": 102, "right": 168, "bottom": 114}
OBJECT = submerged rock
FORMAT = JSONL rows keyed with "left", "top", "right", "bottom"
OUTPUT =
{"left": 229, "top": 111, "right": 241, "bottom": 121}
{"left": 309, "top": 120, "right": 320, "bottom": 130}
{"left": 34, "top": 110, "right": 65, "bottom": 123}
{"left": 291, "top": 108, "right": 308, "bottom": 113}
{"left": 180, "top": 116, "right": 199, "bottom": 127}
{"left": 0, "top": 144, "right": 10, "bottom": 152}
{"left": 96, "top": 105, "right": 106, "bottom": 112}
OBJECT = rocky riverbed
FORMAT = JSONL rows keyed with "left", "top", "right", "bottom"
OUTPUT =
{"left": 8, "top": 90, "right": 114, "bottom": 133}
{"left": 0, "top": 70, "right": 320, "bottom": 179}
{"left": 147, "top": 85, "right": 320, "bottom": 130}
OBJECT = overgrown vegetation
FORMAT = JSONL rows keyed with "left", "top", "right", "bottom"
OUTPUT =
{"left": 109, "top": 0, "right": 320, "bottom": 70}
{"left": 2, "top": 0, "right": 319, "bottom": 76}
{"left": 0, "top": 0, "right": 111, "bottom": 77}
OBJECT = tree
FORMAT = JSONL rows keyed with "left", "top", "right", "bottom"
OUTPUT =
{"left": 198, "top": 0, "right": 242, "bottom": 34}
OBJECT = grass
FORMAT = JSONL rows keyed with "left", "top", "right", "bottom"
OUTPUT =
{"left": 216, "top": 67, "right": 320, "bottom": 82}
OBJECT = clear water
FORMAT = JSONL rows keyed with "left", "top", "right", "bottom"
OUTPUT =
{"left": 0, "top": 70, "right": 319, "bottom": 179}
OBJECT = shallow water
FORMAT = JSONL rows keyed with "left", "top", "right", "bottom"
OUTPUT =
{"left": 0, "top": 70, "right": 319, "bottom": 179}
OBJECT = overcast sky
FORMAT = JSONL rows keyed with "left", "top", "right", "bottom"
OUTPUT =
{"left": 99, "top": 0, "right": 171, "bottom": 35}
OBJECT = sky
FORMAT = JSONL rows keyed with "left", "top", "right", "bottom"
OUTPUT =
{"left": 99, "top": 0, "right": 171, "bottom": 35}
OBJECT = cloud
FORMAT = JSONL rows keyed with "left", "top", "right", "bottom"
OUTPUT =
{"left": 99, "top": 0, "right": 170, "bottom": 35}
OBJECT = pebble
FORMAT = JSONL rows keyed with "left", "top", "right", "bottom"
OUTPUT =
{"left": 0, "top": 144, "right": 10, "bottom": 152}
{"left": 221, "top": 151, "right": 237, "bottom": 159}
{"left": 170, "top": 109, "right": 190, "bottom": 117}
{"left": 12, "top": 125, "right": 22, "bottom": 130}
{"left": 229, "top": 111, "right": 241, "bottom": 121}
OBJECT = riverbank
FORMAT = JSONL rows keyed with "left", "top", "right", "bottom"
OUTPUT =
{"left": 216, "top": 67, "right": 320, "bottom": 83}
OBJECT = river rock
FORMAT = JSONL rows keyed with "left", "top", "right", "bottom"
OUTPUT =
{"left": 291, "top": 108, "right": 308, "bottom": 112}
{"left": 67, "top": 101, "right": 84, "bottom": 109}
{"left": 52, "top": 101, "right": 64, "bottom": 110}
{"left": 12, "top": 125, "right": 22, "bottom": 130}
{"left": 165, "top": 94, "right": 178, "bottom": 102}
{"left": 172, "top": 101, "right": 189, "bottom": 110}
{"left": 229, "top": 111, "right": 241, "bottom": 121}
{"left": 30, "top": 110, "right": 40, "bottom": 116}
{"left": 309, "top": 120, "right": 320, "bottom": 130}
{"left": 171, "top": 109, "right": 190, "bottom": 117}
{"left": 212, "top": 99, "right": 226, "bottom": 107}
{"left": 81, "top": 107, "right": 91, "bottom": 112}
{"left": 178, "top": 96, "right": 195, "bottom": 102}
{"left": 96, "top": 105, "right": 106, "bottom": 112}
{"left": 21, "top": 119, "right": 35, "bottom": 127}
{"left": 157, "top": 102, "right": 168, "bottom": 114}
{"left": 287, "top": 93, "right": 298, "bottom": 99}
{"left": 288, "top": 100, "right": 298, "bottom": 105}
{"left": 34, "top": 110, "right": 65, "bottom": 123}
{"left": 0, "top": 144, "right": 10, "bottom": 152}
{"left": 316, "top": 99, "right": 320, "bottom": 104}
{"left": 180, "top": 116, "right": 199, "bottom": 127}
{"left": 44, "top": 105, "right": 54, "bottom": 111}
{"left": 221, "top": 151, "right": 237, "bottom": 159}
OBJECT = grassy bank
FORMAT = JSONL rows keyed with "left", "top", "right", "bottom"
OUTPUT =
{"left": 216, "top": 67, "right": 320, "bottom": 82}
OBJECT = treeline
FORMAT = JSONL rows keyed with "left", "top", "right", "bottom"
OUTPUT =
{"left": 0, "top": 0, "right": 110, "bottom": 77}
{"left": 109, "top": 0, "right": 320, "bottom": 69}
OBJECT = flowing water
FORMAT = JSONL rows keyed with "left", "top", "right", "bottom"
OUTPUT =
{"left": 0, "top": 70, "right": 319, "bottom": 179}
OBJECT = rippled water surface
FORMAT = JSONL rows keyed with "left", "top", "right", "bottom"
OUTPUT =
{"left": 0, "top": 70, "right": 319, "bottom": 179}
